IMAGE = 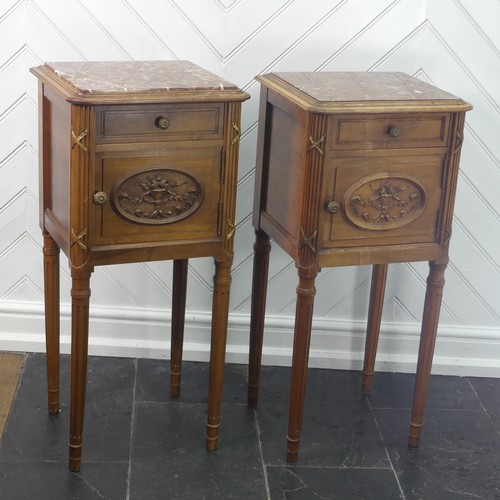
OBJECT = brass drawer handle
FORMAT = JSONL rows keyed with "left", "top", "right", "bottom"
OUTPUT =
{"left": 93, "top": 191, "right": 108, "bottom": 205}
{"left": 155, "top": 116, "right": 170, "bottom": 130}
{"left": 325, "top": 200, "right": 340, "bottom": 214}
{"left": 388, "top": 126, "right": 400, "bottom": 138}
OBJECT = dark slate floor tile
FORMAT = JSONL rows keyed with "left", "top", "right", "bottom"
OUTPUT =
{"left": 373, "top": 407, "right": 500, "bottom": 499}
{"left": 0, "top": 461, "right": 128, "bottom": 500}
{"left": 368, "top": 372, "right": 481, "bottom": 410}
{"left": 256, "top": 366, "right": 389, "bottom": 468}
{"left": 129, "top": 402, "right": 266, "bottom": 499}
{"left": 0, "top": 353, "right": 135, "bottom": 464}
{"left": 266, "top": 465, "right": 403, "bottom": 500}
{"left": 4, "top": 354, "right": 500, "bottom": 500}
{"left": 135, "top": 358, "right": 248, "bottom": 405}
{"left": 83, "top": 355, "right": 136, "bottom": 463}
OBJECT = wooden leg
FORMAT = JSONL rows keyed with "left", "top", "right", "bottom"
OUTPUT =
{"left": 247, "top": 230, "right": 271, "bottom": 408}
{"left": 68, "top": 268, "right": 92, "bottom": 472}
{"left": 361, "top": 263, "right": 388, "bottom": 395}
{"left": 43, "top": 234, "right": 60, "bottom": 414}
{"left": 409, "top": 258, "right": 448, "bottom": 447}
{"left": 206, "top": 258, "right": 232, "bottom": 451}
{"left": 170, "top": 259, "right": 188, "bottom": 397}
{"left": 286, "top": 266, "right": 318, "bottom": 463}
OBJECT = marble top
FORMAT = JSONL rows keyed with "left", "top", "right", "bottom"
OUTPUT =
{"left": 270, "top": 72, "right": 461, "bottom": 103}
{"left": 43, "top": 60, "right": 239, "bottom": 95}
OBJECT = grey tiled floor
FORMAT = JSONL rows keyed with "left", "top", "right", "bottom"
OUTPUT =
{"left": 1, "top": 353, "right": 500, "bottom": 499}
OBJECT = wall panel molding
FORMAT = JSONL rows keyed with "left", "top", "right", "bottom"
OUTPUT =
{"left": 0, "top": 0, "right": 498, "bottom": 375}
{"left": 1, "top": 301, "right": 500, "bottom": 376}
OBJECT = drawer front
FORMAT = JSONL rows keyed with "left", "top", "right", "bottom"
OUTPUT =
{"left": 330, "top": 114, "right": 449, "bottom": 150}
{"left": 96, "top": 103, "right": 224, "bottom": 143}
{"left": 92, "top": 147, "right": 221, "bottom": 245}
{"left": 321, "top": 155, "right": 446, "bottom": 248}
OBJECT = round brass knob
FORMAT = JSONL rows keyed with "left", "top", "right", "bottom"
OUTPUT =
{"left": 93, "top": 191, "right": 108, "bottom": 205}
{"left": 325, "top": 200, "right": 340, "bottom": 214}
{"left": 155, "top": 116, "right": 170, "bottom": 130}
{"left": 388, "top": 126, "right": 400, "bottom": 138}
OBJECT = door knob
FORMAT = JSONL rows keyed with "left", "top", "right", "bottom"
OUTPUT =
{"left": 93, "top": 191, "right": 108, "bottom": 205}
{"left": 325, "top": 200, "right": 340, "bottom": 214}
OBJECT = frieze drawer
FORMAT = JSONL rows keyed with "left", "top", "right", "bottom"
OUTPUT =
{"left": 96, "top": 103, "right": 224, "bottom": 143}
{"left": 330, "top": 113, "right": 449, "bottom": 151}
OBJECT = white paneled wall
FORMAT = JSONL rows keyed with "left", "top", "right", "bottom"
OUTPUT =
{"left": 1, "top": 0, "right": 499, "bottom": 375}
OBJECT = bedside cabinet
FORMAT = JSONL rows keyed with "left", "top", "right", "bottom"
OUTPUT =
{"left": 247, "top": 72, "right": 471, "bottom": 463}
{"left": 30, "top": 61, "right": 249, "bottom": 471}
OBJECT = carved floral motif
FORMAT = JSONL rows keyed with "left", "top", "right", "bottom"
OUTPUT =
{"left": 344, "top": 173, "right": 426, "bottom": 231}
{"left": 111, "top": 168, "right": 203, "bottom": 225}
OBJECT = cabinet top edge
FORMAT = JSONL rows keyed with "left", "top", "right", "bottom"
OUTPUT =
{"left": 256, "top": 72, "right": 472, "bottom": 113}
{"left": 30, "top": 61, "right": 249, "bottom": 104}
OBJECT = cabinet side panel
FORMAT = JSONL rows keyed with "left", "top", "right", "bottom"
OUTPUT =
{"left": 437, "top": 111, "right": 466, "bottom": 247}
{"left": 44, "top": 85, "right": 71, "bottom": 231}
{"left": 262, "top": 104, "right": 305, "bottom": 244}
{"left": 39, "top": 82, "right": 48, "bottom": 230}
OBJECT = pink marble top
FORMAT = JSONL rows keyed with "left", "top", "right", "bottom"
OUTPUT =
{"left": 270, "top": 72, "right": 461, "bottom": 103}
{"left": 44, "top": 60, "right": 239, "bottom": 95}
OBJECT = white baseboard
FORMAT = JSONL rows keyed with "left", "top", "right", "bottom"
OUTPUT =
{"left": 1, "top": 301, "right": 500, "bottom": 377}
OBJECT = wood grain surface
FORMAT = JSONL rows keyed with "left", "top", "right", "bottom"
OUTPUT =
{"left": 0, "top": 353, "right": 25, "bottom": 438}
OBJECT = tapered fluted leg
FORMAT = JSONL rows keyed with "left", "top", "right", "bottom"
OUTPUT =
{"left": 170, "top": 259, "right": 188, "bottom": 397}
{"left": 43, "top": 234, "right": 60, "bottom": 414}
{"left": 362, "top": 263, "right": 388, "bottom": 395}
{"left": 68, "top": 269, "right": 91, "bottom": 472}
{"left": 248, "top": 230, "right": 271, "bottom": 408}
{"left": 409, "top": 259, "right": 448, "bottom": 447}
{"left": 206, "top": 258, "right": 232, "bottom": 451}
{"left": 286, "top": 266, "right": 318, "bottom": 463}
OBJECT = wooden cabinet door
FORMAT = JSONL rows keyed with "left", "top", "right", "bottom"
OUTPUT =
{"left": 321, "top": 154, "right": 446, "bottom": 249}
{"left": 92, "top": 145, "right": 222, "bottom": 246}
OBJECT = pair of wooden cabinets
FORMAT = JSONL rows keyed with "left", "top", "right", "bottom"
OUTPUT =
{"left": 31, "top": 62, "right": 471, "bottom": 471}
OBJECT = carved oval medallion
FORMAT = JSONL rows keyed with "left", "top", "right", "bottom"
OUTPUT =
{"left": 343, "top": 172, "right": 426, "bottom": 231}
{"left": 110, "top": 167, "right": 204, "bottom": 225}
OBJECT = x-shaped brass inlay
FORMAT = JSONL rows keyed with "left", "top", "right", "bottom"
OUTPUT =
{"left": 71, "top": 129, "right": 89, "bottom": 153}
{"left": 226, "top": 219, "right": 236, "bottom": 240}
{"left": 300, "top": 228, "right": 318, "bottom": 253}
{"left": 307, "top": 132, "right": 326, "bottom": 157}
{"left": 71, "top": 228, "right": 88, "bottom": 252}
{"left": 231, "top": 123, "right": 241, "bottom": 145}
{"left": 454, "top": 131, "right": 463, "bottom": 154}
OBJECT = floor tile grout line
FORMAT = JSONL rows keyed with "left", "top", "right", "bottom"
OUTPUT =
{"left": 125, "top": 358, "right": 138, "bottom": 500}
{"left": 466, "top": 378, "right": 491, "bottom": 415}
{"left": 133, "top": 400, "right": 248, "bottom": 407}
{"left": 253, "top": 408, "right": 272, "bottom": 500}
{"left": 466, "top": 378, "right": 500, "bottom": 438}
{"left": 0, "top": 459, "right": 130, "bottom": 465}
{"left": 365, "top": 394, "right": 407, "bottom": 500}
{"left": 265, "top": 464, "right": 396, "bottom": 471}
{"left": 383, "top": 447, "right": 407, "bottom": 500}
{"left": 365, "top": 393, "right": 386, "bottom": 442}
{"left": 369, "top": 406, "right": 484, "bottom": 412}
